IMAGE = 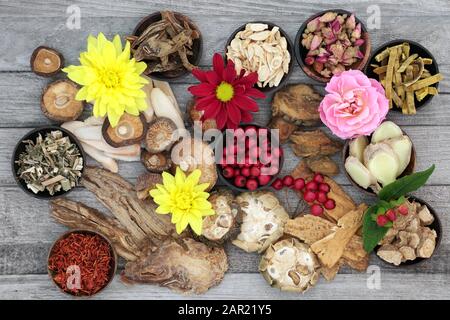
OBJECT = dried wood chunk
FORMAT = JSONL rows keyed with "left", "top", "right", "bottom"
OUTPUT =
{"left": 123, "top": 238, "right": 228, "bottom": 294}
{"left": 272, "top": 84, "right": 322, "bottom": 125}
{"left": 290, "top": 129, "right": 342, "bottom": 158}
{"left": 135, "top": 172, "right": 163, "bottom": 200}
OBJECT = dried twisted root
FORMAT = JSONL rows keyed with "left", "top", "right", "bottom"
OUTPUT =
{"left": 50, "top": 198, "right": 140, "bottom": 261}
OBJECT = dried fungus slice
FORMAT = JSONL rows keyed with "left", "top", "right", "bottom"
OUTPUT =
{"left": 268, "top": 116, "right": 297, "bottom": 144}
{"left": 102, "top": 113, "right": 147, "bottom": 147}
{"left": 145, "top": 117, "right": 177, "bottom": 153}
{"left": 233, "top": 191, "right": 289, "bottom": 253}
{"left": 195, "top": 189, "right": 240, "bottom": 245}
{"left": 41, "top": 80, "right": 84, "bottom": 122}
{"left": 141, "top": 150, "right": 172, "bottom": 173}
{"left": 31, "top": 46, "right": 64, "bottom": 76}
{"left": 259, "top": 238, "right": 320, "bottom": 293}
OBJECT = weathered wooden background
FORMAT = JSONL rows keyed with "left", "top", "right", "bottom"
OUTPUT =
{"left": 0, "top": 0, "right": 449, "bottom": 299}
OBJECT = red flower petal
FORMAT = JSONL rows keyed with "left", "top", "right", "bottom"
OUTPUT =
{"left": 206, "top": 71, "right": 221, "bottom": 85}
{"left": 215, "top": 105, "right": 228, "bottom": 129}
{"left": 233, "top": 84, "right": 245, "bottom": 95}
{"left": 195, "top": 95, "right": 219, "bottom": 111}
{"left": 232, "top": 94, "right": 259, "bottom": 112}
{"left": 226, "top": 102, "right": 241, "bottom": 125}
{"left": 203, "top": 102, "right": 222, "bottom": 119}
{"left": 240, "top": 110, "right": 253, "bottom": 123}
{"left": 226, "top": 119, "right": 238, "bottom": 129}
{"left": 223, "top": 63, "right": 236, "bottom": 83}
{"left": 192, "top": 68, "right": 208, "bottom": 82}
{"left": 213, "top": 53, "right": 224, "bottom": 76}
{"left": 235, "top": 71, "right": 258, "bottom": 87}
{"left": 245, "top": 87, "right": 266, "bottom": 99}
{"left": 188, "top": 83, "right": 216, "bottom": 97}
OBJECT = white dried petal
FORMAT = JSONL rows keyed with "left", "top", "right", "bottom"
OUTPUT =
{"left": 258, "top": 65, "right": 270, "bottom": 82}
{"left": 249, "top": 31, "right": 271, "bottom": 41}
{"left": 249, "top": 23, "right": 269, "bottom": 32}
{"left": 230, "top": 38, "right": 241, "bottom": 51}
{"left": 271, "top": 56, "right": 283, "bottom": 70}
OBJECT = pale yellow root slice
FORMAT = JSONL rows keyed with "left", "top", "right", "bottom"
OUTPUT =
{"left": 349, "top": 135, "right": 368, "bottom": 163}
{"left": 364, "top": 143, "right": 400, "bottom": 187}
{"left": 385, "top": 135, "right": 412, "bottom": 176}
{"left": 345, "top": 156, "right": 379, "bottom": 191}
{"left": 371, "top": 121, "right": 403, "bottom": 143}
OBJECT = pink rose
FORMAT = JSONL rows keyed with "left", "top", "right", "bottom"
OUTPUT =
{"left": 319, "top": 70, "right": 389, "bottom": 139}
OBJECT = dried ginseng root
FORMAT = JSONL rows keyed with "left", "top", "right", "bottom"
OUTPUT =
{"left": 371, "top": 42, "right": 443, "bottom": 114}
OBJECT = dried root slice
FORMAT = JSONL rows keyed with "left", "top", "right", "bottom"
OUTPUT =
{"left": 349, "top": 135, "right": 369, "bottom": 163}
{"left": 268, "top": 116, "right": 297, "bottom": 144}
{"left": 371, "top": 121, "right": 403, "bottom": 143}
{"left": 171, "top": 137, "right": 217, "bottom": 191}
{"left": 122, "top": 238, "right": 228, "bottom": 294}
{"left": 233, "top": 191, "right": 289, "bottom": 253}
{"left": 41, "top": 80, "right": 84, "bottom": 122}
{"left": 345, "top": 156, "right": 380, "bottom": 191}
{"left": 150, "top": 87, "right": 185, "bottom": 130}
{"left": 271, "top": 84, "right": 322, "bottom": 126}
{"left": 81, "top": 143, "right": 118, "bottom": 173}
{"left": 102, "top": 113, "right": 147, "bottom": 147}
{"left": 141, "top": 150, "right": 172, "bottom": 173}
{"left": 30, "top": 46, "right": 64, "bottom": 76}
{"left": 290, "top": 129, "right": 342, "bottom": 157}
{"left": 305, "top": 156, "right": 339, "bottom": 176}
{"left": 385, "top": 135, "right": 412, "bottom": 175}
{"left": 259, "top": 238, "right": 320, "bottom": 293}
{"left": 364, "top": 143, "right": 399, "bottom": 187}
{"left": 135, "top": 172, "right": 163, "bottom": 200}
{"left": 141, "top": 75, "right": 155, "bottom": 123}
{"left": 194, "top": 189, "right": 240, "bottom": 245}
{"left": 145, "top": 117, "right": 177, "bottom": 153}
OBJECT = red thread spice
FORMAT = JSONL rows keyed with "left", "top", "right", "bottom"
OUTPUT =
{"left": 48, "top": 232, "right": 113, "bottom": 296}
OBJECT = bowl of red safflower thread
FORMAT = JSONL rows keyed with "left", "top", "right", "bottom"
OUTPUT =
{"left": 47, "top": 230, "right": 117, "bottom": 297}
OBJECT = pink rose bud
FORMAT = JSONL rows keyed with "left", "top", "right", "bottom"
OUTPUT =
{"left": 305, "top": 56, "right": 315, "bottom": 65}
{"left": 310, "top": 35, "right": 322, "bottom": 51}
{"left": 345, "top": 14, "right": 356, "bottom": 29}
{"left": 354, "top": 38, "right": 365, "bottom": 46}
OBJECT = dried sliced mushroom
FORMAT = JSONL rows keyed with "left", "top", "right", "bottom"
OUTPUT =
{"left": 141, "top": 150, "right": 172, "bottom": 173}
{"left": 145, "top": 117, "right": 177, "bottom": 153}
{"left": 259, "top": 238, "right": 320, "bottom": 293}
{"left": 41, "top": 80, "right": 84, "bottom": 122}
{"left": 31, "top": 46, "right": 64, "bottom": 76}
{"left": 233, "top": 191, "right": 289, "bottom": 253}
{"left": 102, "top": 113, "right": 147, "bottom": 147}
{"left": 194, "top": 190, "right": 240, "bottom": 245}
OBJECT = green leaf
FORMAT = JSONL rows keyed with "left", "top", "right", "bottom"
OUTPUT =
{"left": 378, "top": 165, "right": 435, "bottom": 201}
{"left": 389, "top": 196, "right": 406, "bottom": 207}
{"left": 363, "top": 205, "right": 389, "bottom": 253}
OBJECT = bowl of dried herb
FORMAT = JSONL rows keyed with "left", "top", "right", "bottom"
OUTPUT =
{"left": 48, "top": 229, "right": 117, "bottom": 297}
{"left": 11, "top": 126, "right": 85, "bottom": 199}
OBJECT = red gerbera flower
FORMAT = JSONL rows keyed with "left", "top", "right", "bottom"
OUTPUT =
{"left": 188, "top": 53, "right": 265, "bottom": 129}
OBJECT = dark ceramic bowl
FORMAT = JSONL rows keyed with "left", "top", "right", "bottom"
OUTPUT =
{"left": 365, "top": 39, "right": 440, "bottom": 111}
{"left": 215, "top": 123, "right": 284, "bottom": 193}
{"left": 11, "top": 126, "right": 85, "bottom": 199}
{"left": 295, "top": 9, "right": 371, "bottom": 83}
{"left": 47, "top": 229, "right": 117, "bottom": 297}
{"left": 132, "top": 11, "right": 202, "bottom": 81}
{"left": 375, "top": 196, "right": 442, "bottom": 267}
{"left": 224, "top": 21, "right": 294, "bottom": 94}
{"left": 342, "top": 125, "right": 416, "bottom": 196}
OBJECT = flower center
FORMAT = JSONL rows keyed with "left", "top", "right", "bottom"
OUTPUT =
{"left": 216, "top": 82, "right": 234, "bottom": 102}
{"left": 99, "top": 69, "right": 121, "bottom": 88}
{"left": 175, "top": 192, "right": 193, "bottom": 211}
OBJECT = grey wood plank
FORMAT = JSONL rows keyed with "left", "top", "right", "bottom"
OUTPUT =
{"left": 0, "top": 184, "right": 448, "bottom": 275}
{"left": 1, "top": 0, "right": 449, "bottom": 18}
{"left": 1, "top": 272, "right": 449, "bottom": 300}
{"left": 0, "top": 14, "right": 449, "bottom": 71}
{"left": 0, "top": 72, "right": 450, "bottom": 129}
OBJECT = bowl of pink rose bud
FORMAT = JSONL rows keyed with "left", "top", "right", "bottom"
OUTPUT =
{"left": 216, "top": 124, "right": 284, "bottom": 192}
{"left": 271, "top": 172, "right": 336, "bottom": 216}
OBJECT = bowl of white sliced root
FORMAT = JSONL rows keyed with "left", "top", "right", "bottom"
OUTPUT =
{"left": 343, "top": 121, "right": 416, "bottom": 195}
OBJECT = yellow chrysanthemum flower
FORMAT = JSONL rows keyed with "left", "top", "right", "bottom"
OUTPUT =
{"left": 150, "top": 167, "right": 215, "bottom": 235}
{"left": 63, "top": 33, "right": 148, "bottom": 127}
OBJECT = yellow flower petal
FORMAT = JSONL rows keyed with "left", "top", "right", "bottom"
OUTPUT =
{"left": 186, "top": 169, "right": 201, "bottom": 187}
{"left": 189, "top": 217, "right": 203, "bottom": 235}
{"left": 176, "top": 215, "right": 190, "bottom": 234}
{"left": 112, "top": 34, "right": 123, "bottom": 55}
{"left": 156, "top": 205, "right": 170, "bottom": 214}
